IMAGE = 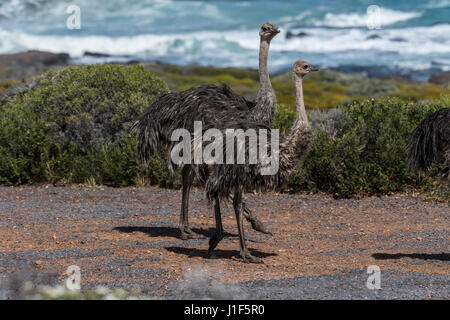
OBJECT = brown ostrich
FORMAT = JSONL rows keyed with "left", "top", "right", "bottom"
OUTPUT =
{"left": 192, "top": 59, "right": 317, "bottom": 263}
{"left": 133, "top": 23, "right": 280, "bottom": 239}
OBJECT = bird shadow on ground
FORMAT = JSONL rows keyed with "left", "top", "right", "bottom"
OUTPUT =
{"left": 113, "top": 226, "right": 238, "bottom": 240}
{"left": 165, "top": 246, "right": 277, "bottom": 260}
{"left": 372, "top": 253, "right": 449, "bottom": 261}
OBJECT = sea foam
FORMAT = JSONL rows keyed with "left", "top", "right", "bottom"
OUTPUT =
{"left": 313, "top": 8, "right": 423, "bottom": 28}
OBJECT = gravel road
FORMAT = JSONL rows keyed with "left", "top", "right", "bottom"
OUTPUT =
{"left": 0, "top": 186, "right": 448, "bottom": 299}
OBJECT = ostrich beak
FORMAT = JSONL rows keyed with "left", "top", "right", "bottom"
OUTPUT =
{"left": 274, "top": 28, "right": 280, "bottom": 33}
{"left": 310, "top": 67, "right": 319, "bottom": 72}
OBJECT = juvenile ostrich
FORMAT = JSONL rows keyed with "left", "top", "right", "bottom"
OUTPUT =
{"left": 407, "top": 107, "right": 450, "bottom": 181}
{"left": 134, "top": 23, "right": 280, "bottom": 239}
{"left": 193, "top": 60, "right": 317, "bottom": 263}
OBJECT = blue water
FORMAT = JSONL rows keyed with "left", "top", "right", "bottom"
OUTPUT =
{"left": 0, "top": 0, "right": 449, "bottom": 79}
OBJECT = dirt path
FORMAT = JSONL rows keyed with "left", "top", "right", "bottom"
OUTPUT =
{"left": 0, "top": 186, "right": 448, "bottom": 299}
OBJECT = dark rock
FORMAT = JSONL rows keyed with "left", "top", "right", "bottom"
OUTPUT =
{"left": 84, "top": 51, "right": 111, "bottom": 58}
{"left": 297, "top": 32, "right": 309, "bottom": 38}
{"left": 429, "top": 72, "right": 450, "bottom": 85}
{"left": 366, "top": 34, "right": 382, "bottom": 40}
{"left": 286, "top": 31, "right": 310, "bottom": 39}
{"left": 390, "top": 37, "right": 407, "bottom": 42}
{"left": 0, "top": 50, "right": 69, "bottom": 82}
{"left": 0, "top": 50, "right": 69, "bottom": 68}
{"left": 431, "top": 60, "right": 450, "bottom": 66}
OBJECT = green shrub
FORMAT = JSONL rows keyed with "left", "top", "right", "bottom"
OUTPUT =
{"left": 0, "top": 102, "right": 49, "bottom": 184}
{"left": 289, "top": 97, "right": 447, "bottom": 197}
{"left": 272, "top": 105, "right": 296, "bottom": 134}
{"left": 0, "top": 64, "right": 169, "bottom": 185}
{"left": 308, "top": 108, "right": 349, "bottom": 137}
{"left": 347, "top": 78, "right": 397, "bottom": 97}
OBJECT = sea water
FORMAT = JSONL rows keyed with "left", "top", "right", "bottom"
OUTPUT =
{"left": 0, "top": 0, "right": 449, "bottom": 79}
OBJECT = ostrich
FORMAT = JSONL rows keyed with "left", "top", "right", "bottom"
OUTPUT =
{"left": 407, "top": 107, "right": 450, "bottom": 181}
{"left": 134, "top": 23, "right": 280, "bottom": 239}
{"left": 192, "top": 60, "right": 317, "bottom": 263}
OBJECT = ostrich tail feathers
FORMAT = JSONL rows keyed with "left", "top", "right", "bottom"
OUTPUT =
{"left": 407, "top": 108, "right": 450, "bottom": 172}
{"left": 133, "top": 111, "right": 167, "bottom": 165}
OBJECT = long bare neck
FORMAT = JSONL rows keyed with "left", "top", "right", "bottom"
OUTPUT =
{"left": 284, "top": 73, "right": 311, "bottom": 152}
{"left": 250, "top": 38, "right": 276, "bottom": 124}
{"left": 258, "top": 39, "right": 272, "bottom": 91}
{"left": 293, "top": 73, "right": 308, "bottom": 125}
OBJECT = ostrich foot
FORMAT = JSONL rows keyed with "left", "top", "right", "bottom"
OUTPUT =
{"left": 230, "top": 195, "right": 272, "bottom": 235}
{"left": 241, "top": 250, "right": 263, "bottom": 264}
{"left": 248, "top": 217, "right": 272, "bottom": 235}
{"left": 180, "top": 228, "right": 205, "bottom": 240}
{"left": 243, "top": 206, "right": 272, "bottom": 235}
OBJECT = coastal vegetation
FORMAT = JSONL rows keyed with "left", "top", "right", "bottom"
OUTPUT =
{"left": 0, "top": 63, "right": 448, "bottom": 201}
{"left": 139, "top": 62, "right": 450, "bottom": 111}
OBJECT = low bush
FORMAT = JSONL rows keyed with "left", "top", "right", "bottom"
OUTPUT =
{"left": 289, "top": 97, "right": 448, "bottom": 198}
{"left": 0, "top": 64, "right": 447, "bottom": 201}
{"left": 0, "top": 64, "right": 168, "bottom": 186}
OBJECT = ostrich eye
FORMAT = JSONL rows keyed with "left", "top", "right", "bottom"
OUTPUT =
{"left": 303, "top": 65, "right": 308, "bottom": 69}
{"left": 262, "top": 27, "right": 268, "bottom": 31}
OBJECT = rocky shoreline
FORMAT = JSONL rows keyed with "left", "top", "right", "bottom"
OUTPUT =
{"left": 2, "top": 50, "right": 449, "bottom": 114}
{"left": 0, "top": 50, "right": 69, "bottom": 82}
{"left": 1, "top": 50, "right": 450, "bottom": 86}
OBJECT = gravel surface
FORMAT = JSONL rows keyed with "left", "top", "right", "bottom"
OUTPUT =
{"left": 0, "top": 186, "right": 448, "bottom": 299}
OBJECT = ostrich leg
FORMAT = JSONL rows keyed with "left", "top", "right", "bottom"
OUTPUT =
{"left": 180, "top": 165, "right": 204, "bottom": 239}
{"left": 207, "top": 196, "right": 224, "bottom": 258}
{"left": 233, "top": 190, "right": 263, "bottom": 264}
{"left": 181, "top": 171, "right": 270, "bottom": 237}
{"left": 243, "top": 202, "right": 272, "bottom": 235}
{"left": 227, "top": 195, "right": 272, "bottom": 235}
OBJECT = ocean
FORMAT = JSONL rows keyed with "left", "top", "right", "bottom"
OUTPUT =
{"left": 0, "top": 0, "right": 449, "bottom": 80}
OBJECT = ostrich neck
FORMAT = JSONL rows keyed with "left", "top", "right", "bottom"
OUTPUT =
{"left": 258, "top": 39, "right": 272, "bottom": 91}
{"left": 250, "top": 38, "right": 276, "bottom": 124}
{"left": 276, "top": 72, "right": 312, "bottom": 179}
{"left": 286, "top": 73, "right": 310, "bottom": 146}
{"left": 294, "top": 73, "right": 307, "bottom": 124}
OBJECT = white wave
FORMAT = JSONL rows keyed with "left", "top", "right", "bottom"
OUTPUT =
{"left": 272, "top": 24, "right": 450, "bottom": 55}
{"left": 1, "top": 23, "right": 450, "bottom": 59}
{"left": 0, "top": 27, "right": 255, "bottom": 58}
{"left": 1, "top": 22, "right": 450, "bottom": 74}
{"left": 425, "top": 0, "right": 450, "bottom": 8}
{"left": 396, "top": 60, "right": 450, "bottom": 72}
{"left": 313, "top": 7, "right": 423, "bottom": 28}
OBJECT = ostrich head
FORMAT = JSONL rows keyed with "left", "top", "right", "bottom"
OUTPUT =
{"left": 259, "top": 22, "right": 280, "bottom": 41}
{"left": 293, "top": 59, "right": 319, "bottom": 77}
